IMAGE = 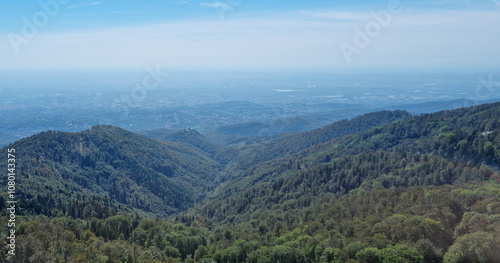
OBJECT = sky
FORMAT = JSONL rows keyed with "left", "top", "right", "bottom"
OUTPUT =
{"left": 0, "top": 0, "right": 499, "bottom": 72}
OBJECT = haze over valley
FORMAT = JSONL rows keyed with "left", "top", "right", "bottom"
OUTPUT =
{"left": 1, "top": 71, "right": 497, "bottom": 147}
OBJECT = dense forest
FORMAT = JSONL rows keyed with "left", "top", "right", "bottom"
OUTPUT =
{"left": 1, "top": 103, "right": 500, "bottom": 262}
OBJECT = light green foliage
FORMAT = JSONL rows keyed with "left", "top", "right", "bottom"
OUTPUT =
{"left": 3, "top": 103, "right": 500, "bottom": 262}
{"left": 443, "top": 232, "right": 494, "bottom": 263}
{"left": 379, "top": 245, "right": 424, "bottom": 263}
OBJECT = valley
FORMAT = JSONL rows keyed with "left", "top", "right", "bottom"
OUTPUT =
{"left": 1, "top": 102, "right": 500, "bottom": 262}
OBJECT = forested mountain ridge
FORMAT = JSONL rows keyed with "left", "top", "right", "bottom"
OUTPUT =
{"left": 1, "top": 103, "right": 500, "bottom": 262}
{"left": 207, "top": 102, "right": 500, "bottom": 200}
{"left": 229, "top": 110, "right": 410, "bottom": 160}
{"left": 213, "top": 110, "right": 411, "bottom": 182}
{"left": 140, "top": 128, "right": 221, "bottom": 157}
{"left": 186, "top": 102, "right": 500, "bottom": 262}
{"left": 194, "top": 102, "right": 500, "bottom": 230}
{"left": 0, "top": 125, "right": 222, "bottom": 216}
{"left": 0, "top": 110, "right": 410, "bottom": 220}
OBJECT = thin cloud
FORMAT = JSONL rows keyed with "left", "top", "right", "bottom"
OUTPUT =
{"left": 200, "top": 2, "right": 233, "bottom": 10}
{"left": 300, "top": 11, "right": 368, "bottom": 21}
{"left": 172, "top": 1, "right": 191, "bottom": 5}
{"left": 66, "top": 2, "right": 103, "bottom": 9}
{"left": 1, "top": 9, "right": 499, "bottom": 71}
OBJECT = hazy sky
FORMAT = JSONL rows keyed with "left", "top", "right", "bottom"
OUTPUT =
{"left": 0, "top": 0, "right": 499, "bottom": 72}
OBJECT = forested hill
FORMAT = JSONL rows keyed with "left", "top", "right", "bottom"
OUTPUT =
{"left": 201, "top": 102, "right": 500, "bottom": 223}
{"left": 189, "top": 102, "right": 500, "bottom": 262}
{"left": 0, "top": 125, "right": 221, "bottom": 216}
{"left": 217, "top": 110, "right": 411, "bottom": 165}
{"left": 140, "top": 128, "right": 221, "bottom": 156}
{"left": 1, "top": 103, "right": 500, "bottom": 262}
{"left": 210, "top": 110, "right": 411, "bottom": 184}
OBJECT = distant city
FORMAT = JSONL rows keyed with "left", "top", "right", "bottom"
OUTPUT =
{"left": 0, "top": 71, "right": 497, "bottom": 147}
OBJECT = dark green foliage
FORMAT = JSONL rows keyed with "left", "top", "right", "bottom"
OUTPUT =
{"left": 0, "top": 125, "right": 221, "bottom": 217}
{"left": 143, "top": 128, "right": 221, "bottom": 157}
{"left": 215, "top": 110, "right": 411, "bottom": 171}
{"left": 443, "top": 232, "right": 496, "bottom": 263}
{"left": 2, "top": 103, "right": 500, "bottom": 262}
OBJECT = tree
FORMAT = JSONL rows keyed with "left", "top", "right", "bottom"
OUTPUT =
{"left": 379, "top": 245, "right": 423, "bottom": 263}
{"left": 346, "top": 241, "right": 366, "bottom": 258}
{"left": 443, "top": 232, "right": 494, "bottom": 263}
{"left": 270, "top": 245, "right": 294, "bottom": 263}
{"left": 453, "top": 213, "right": 488, "bottom": 238}
{"left": 220, "top": 246, "right": 243, "bottom": 263}
{"left": 356, "top": 247, "right": 381, "bottom": 263}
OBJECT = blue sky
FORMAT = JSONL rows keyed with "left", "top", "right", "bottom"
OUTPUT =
{"left": 1, "top": 0, "right": 499, "bottom": 71}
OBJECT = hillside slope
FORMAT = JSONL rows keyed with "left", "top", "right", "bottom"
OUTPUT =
{"left": 201, "top": 103, "right": 500, "bottom": 223}
{"left": 2, "top": 104, "right": 500, "bottom": 262}
{"left": 0, "top": 125, "right": 221, "bottom": 216}
{"left": 213, "top": 110, "right": 411, "bottom": 181}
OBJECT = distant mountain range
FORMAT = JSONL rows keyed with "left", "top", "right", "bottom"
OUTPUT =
{"left": 2, "top": 97, "right": 496, "bottom": 149}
